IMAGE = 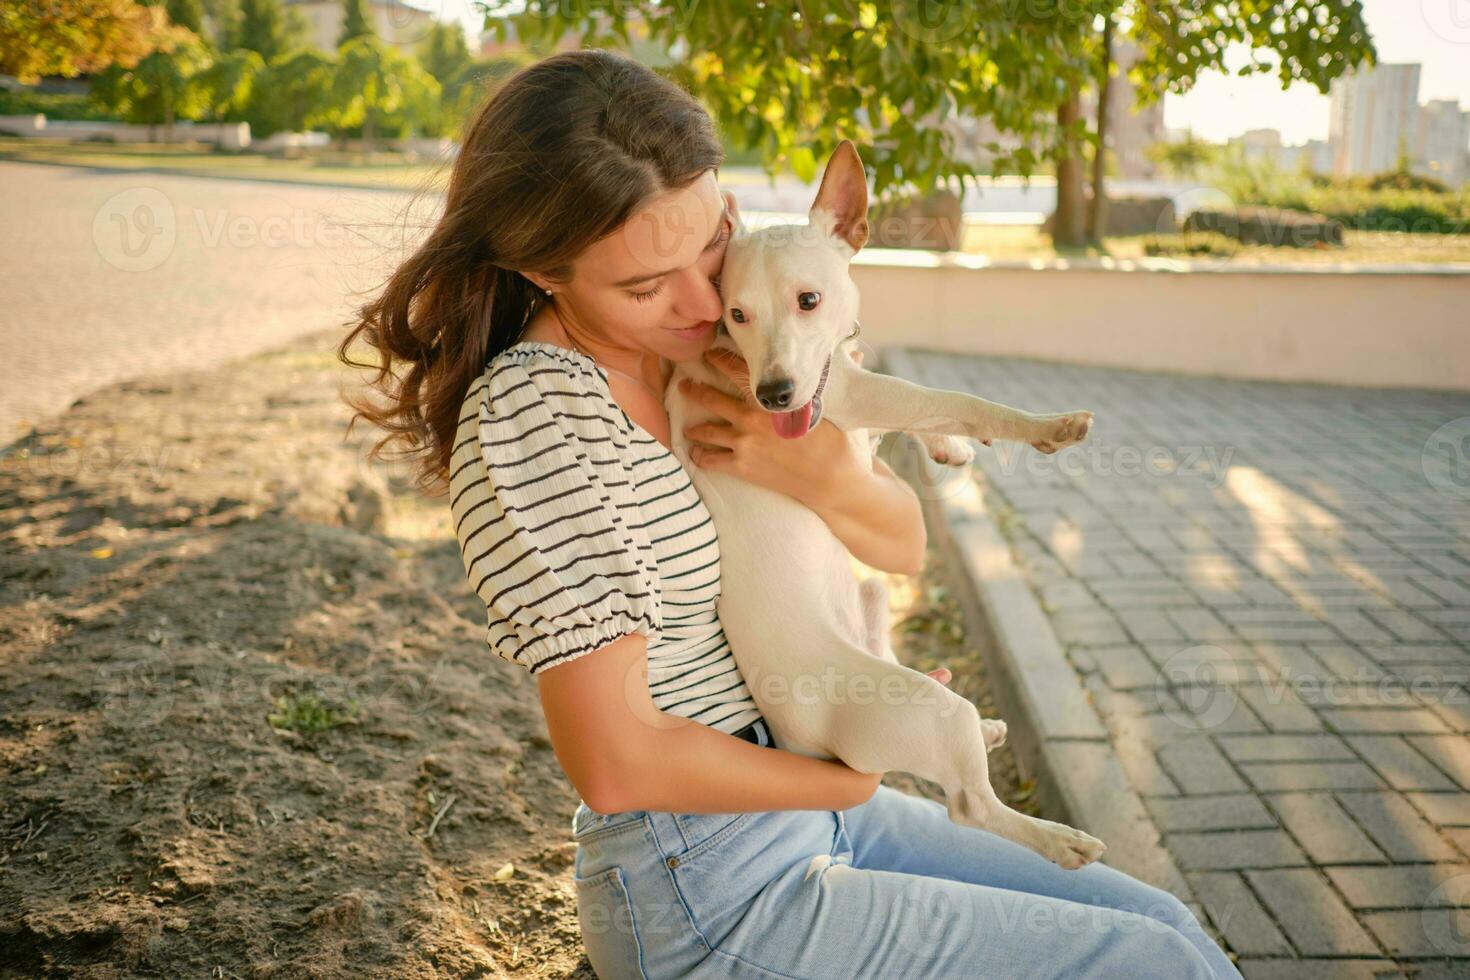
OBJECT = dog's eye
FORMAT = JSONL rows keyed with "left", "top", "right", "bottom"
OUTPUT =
{"left": 798, "top": 291, "right": 821, "bottom": 311}
{"left": 730, "top": 308, "right": 746, "bottom": 324}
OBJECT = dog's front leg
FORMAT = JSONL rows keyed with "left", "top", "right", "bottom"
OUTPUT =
{"left": 823, "top": 358, "right": 1093, "bottom": 454}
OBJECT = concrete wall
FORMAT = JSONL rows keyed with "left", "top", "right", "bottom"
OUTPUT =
{"left": 0, "top": 116, "right": 250, "bottom": 148}
{"left": 851, "top": 251, "right": 1470, "bottom": 391}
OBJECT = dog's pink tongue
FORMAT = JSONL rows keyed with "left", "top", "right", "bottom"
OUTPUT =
{"left": 772, "top": 402, "right": 814, "bottom": 440}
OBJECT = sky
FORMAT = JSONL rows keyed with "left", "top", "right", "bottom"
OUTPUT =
{"left": 1164, "top": 0, "right": 1470, "bottom": 144}
{"left": 437, "top": 0, "right": 487, "bottom": 44}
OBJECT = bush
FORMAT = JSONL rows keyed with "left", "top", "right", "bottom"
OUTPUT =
{"left": 1220, "top": 164, "right": 1469, "bottom": 236}
{"left": 0, "top": 88, "right": 115, "bottom": 121}
{"left": 1211, "top": 156, "right": 1310, "bottom": 211}
{"left": 1206, "top": 153, "right": 1469, "bottom": 237}
{"left": 1366, "top": 170, "right": 1450, "bottom": 193}
{"left": 1185, "top": 206, "right": 1345, "bottom": 248}
{"left": 1290, "top": 187, "right": 1468, "bottom": 235}
{"left": 1144, "top": 232, "right": 1237, "bottom": 259}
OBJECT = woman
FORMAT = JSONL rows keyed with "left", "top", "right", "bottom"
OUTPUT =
{"left": 342, "top": 48, "right": 1241, "bottom": 980}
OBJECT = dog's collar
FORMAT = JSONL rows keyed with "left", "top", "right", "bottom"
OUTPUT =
{"left": 810, "top": 355, "right": 833, "bottom": 428}
{"left": 808, "top": 320, "right": 860, "bottom": 428}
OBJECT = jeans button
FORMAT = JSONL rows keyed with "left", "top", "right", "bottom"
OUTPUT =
{"left": 666, "top": 856, "right": 680, "bottom": 868}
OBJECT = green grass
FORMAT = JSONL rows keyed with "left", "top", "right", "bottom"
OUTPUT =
{"left": 267, "top": 689, "right": 361, "bottom": 735}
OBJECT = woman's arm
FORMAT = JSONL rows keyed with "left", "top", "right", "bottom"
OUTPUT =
{"left": 682, "top": 349, "right": 928, "bottom": 577}
{"left": 798, "top": 441, "right": 927, "bottom": 577}
{"left": 538, "top": 632, "right": 881, "bottom": 814}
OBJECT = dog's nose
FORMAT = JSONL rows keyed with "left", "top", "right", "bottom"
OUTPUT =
{"left": 756, "top": 378, "right": 796, "bottom": 411}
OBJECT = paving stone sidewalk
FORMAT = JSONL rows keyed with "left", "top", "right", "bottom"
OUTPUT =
{"left": 892, "top": 349, "right": 1470, "bottom": 979}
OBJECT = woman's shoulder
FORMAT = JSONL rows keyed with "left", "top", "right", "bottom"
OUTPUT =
{"left": 459, "top": 342, "right": 625, "bottom": 438}
{"left": 478, "top": 340, "right": 604, "bottom": 405}
{"left": 446, "top": 340, "right": 665, "bottom": 675}
{"left": 449, "top": 343, "right": 638, "bottom": 503}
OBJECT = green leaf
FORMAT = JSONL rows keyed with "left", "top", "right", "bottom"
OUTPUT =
{"left": 492, "top": 0, "right": 1373, "bottom": 212}
{"left": 790, "top": 145, "right": 817, "bottom": 182}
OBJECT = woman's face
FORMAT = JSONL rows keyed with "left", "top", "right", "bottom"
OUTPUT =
{"left": 557, "top": 170, "right": 735, "bottom": 364}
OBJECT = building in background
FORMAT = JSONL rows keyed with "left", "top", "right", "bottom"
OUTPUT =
{"left": 1415, "top": 99, "right": 1470, "bottom": 186}
{"left": 1232, "top": 128, "right": 1284, "bottom": 163}
{"left": 1282, "top": 139, "right": 1333, "bottom": 174}
{"left": 1328, "top": 63, "right": 1422, "bottom": 175}
{"left": 1227, "top": 129, "right": 1332, "bottom": 174}
{"left": 286, "top": 0, "right": 437, "bottom": 54}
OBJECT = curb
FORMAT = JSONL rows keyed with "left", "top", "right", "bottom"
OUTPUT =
{"left": 880, "top": 347, "right": 1194, "bottom": 905}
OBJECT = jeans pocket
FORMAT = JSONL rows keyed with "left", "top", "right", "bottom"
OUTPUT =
{"left": 574, "top": 807, "right": 649, "bottom": 847}
{"left": 669, "top": 811, "right": 753, "bottom": 866}
{"left": 574, "top": 866, "right": 647, "bottom": 979}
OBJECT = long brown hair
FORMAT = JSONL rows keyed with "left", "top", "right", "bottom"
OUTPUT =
{"left": 338, "top": 48, "right": 725, "bottom": 493}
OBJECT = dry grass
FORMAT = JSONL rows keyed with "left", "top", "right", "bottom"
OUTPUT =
{"left": 960, "top": 222, "right": 1470, "bottom": 266}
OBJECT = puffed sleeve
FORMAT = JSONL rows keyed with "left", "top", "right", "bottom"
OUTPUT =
{"left": 448, "top": 352, "right": 662, "bottom": 675}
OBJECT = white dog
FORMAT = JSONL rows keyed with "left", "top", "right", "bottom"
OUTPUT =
{"left": 667, "top": 141, "right": 1105, "bottom": 869}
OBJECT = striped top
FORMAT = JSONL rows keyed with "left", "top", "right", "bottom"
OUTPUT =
{"left": 448, "top": 340, "right": 764, "bottom": 736}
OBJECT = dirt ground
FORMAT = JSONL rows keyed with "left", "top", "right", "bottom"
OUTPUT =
{"left": 0, "top": 330, "right": 1039, "bottom": 978}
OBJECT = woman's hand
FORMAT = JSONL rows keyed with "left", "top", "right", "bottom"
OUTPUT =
{"left": 679, "top": 347, "right": 868, "bottom": 509}
{"left": 681, "top": 345, "right": 928, "bottom": 576}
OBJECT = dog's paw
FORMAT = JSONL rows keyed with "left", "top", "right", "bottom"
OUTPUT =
{"left": 917, "top": 432, "right": 975, "bottom": 467}
{"left": 1029, "top": 411, "right": 1093, "bottom": 455}
{"left": 1033, "top": 819, "right": 1107, "bottom": 870}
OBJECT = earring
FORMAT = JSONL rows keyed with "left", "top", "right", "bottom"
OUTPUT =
{"left": 544, "top": 288, "right": 552, "bottom": 296}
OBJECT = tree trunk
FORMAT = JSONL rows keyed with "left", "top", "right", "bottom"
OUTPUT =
{"left": 1088, "top": 16, "right": 1115, "bottom": 245}
{"left": 1052, "top": 86, "right": 1088, "bottom": 250}
{"left": 164, "top": 101, "right": 175, "bottom": 144}
{"left": 364, "top": 111, "right": 377, "bottom": 152}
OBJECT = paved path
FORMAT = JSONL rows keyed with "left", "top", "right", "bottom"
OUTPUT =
{"left": 894, "top": 350, "right": 1470, "bottom": 979}
{"left": 0, "top": 162, "right": 421, "bottom": 443}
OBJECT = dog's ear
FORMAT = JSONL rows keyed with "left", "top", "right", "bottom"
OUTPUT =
{"left": 810, "top": 139, "right": 870, "bottom": 254}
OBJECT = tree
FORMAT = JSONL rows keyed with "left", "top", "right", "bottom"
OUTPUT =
{"left": 417, "top": 20, "right": 471, "bottom": 90}
{"left": 437, "top": 51, "right": 534, "bottom": 138}
{"left": 165, "top": 0, "right": 204, "bottom": 35}
{"left": 339, "top": 0, "right": 372, "bottom": 46}
{"left": 197, "top": 47, "right": 263, "bottom": 120}
{"left": 415, "top": 20, "right": 475, "bottom": 137}
{"left": 324, "top": 35, "right": 438, "bottom": 147}
{"left": 492, "top": 0, "right": 1373, "bottom": 250}
{"left": 491, "top": 2, "right": 1091, "bottom": 194}
{"left": 248, "top": 46, "right": 335, "bottom": 135}
{"left": 1069, "top": 0, "right": 1376, "bottom": 247}
{"left": 91, "top": 23, "right": 212, "bottom": 139}
{"left": 199, "top": 0, "right": 239, "bottom": 47}
{"left": 1147, "top": 133, "right": 1218, "bottom": 179}
{"left": 1054, "top": 91, "right": 1089, "bottom": 249}
{"left": 235, "top": 0, "right": 290, "bottom": 61}
{"left": 0, "top": 0, "right": 159, "bottom": 83}
{"left": 1087, "top": 13, "right": 1114, "bottom": 244}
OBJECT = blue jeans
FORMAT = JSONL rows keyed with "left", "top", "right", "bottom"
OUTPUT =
{"left": 569, "top": 784, "right": 1242, "bottom": 979}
